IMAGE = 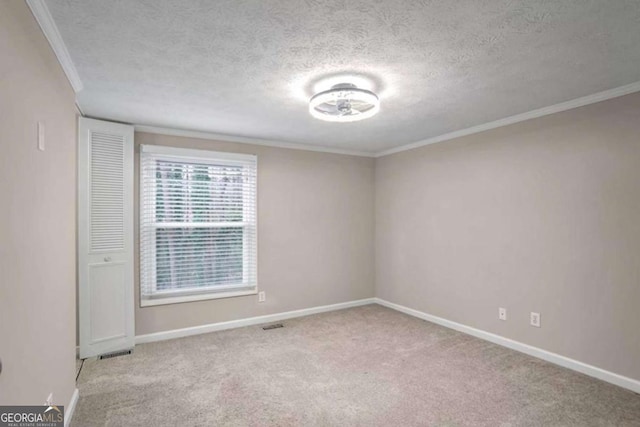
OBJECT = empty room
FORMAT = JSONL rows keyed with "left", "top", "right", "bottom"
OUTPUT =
{"left": 1, "top": 0, "right": 640, "bottom": 425}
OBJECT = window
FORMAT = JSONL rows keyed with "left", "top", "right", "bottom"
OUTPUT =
{"left": 140, "top": 145, "right": 257, "bottom": 306}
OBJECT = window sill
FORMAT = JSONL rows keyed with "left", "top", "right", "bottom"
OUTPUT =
{"left": 140, "top": 288, "right": 257, "bottom": 307}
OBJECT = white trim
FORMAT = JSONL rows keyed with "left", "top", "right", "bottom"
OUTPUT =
{"left": 374, "top": 298, "right": 640, "bottom": 394}
{"left": 137, "top": 82, "right": 640, "bottom": 159}
{"left": 140, "top": 144, "right": 257, "bottom": 163}
{"left": 139, "top": 146, "right": 258, "bottom": 305}
{"left": 376, "top": 81, "right": 640, "bottom": 157}
{"left": 135, "top": 298, "right": 375, "bottom": 344}
{"left": 140, "top": 289, "right": 257, "bottom": 307}
{"left": 134, "top": 125, "right": 375, "bottom": 158}
{"left": 64, "top": 388, "right": 79, "bottom": 427}
{"left": 26, "top": 0, "right": 83, "bottom": 93}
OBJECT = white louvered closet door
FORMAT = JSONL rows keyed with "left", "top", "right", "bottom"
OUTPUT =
{"left": 78, "top": 118, "right": 134, "bottom": 358}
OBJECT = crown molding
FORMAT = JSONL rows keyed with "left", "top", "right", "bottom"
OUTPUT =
{"left": 134, "top": 125, "right": 375, "bottom": 157}
{"left": 137, "top": 81, "right": 640, "bottom": 159}
{"left": 26, "top": 0, "right": 83, "bottom": 93}
{"left": 375, "top": 81, "right": 640, "bottom": 157}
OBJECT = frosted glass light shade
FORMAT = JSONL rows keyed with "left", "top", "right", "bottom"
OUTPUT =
{"left": 309, "top": 84, "right": 380, "bottom": 122}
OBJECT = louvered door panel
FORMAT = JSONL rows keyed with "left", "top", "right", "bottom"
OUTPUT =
{"left": 90, "top": 132, "right": 125, "bottom": 252}
{"left": 79, "top": 118, "right": 135, "bottom": 358}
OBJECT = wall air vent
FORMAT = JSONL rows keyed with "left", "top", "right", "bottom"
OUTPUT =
{"left": 99, "top": 349, "right": 132, "bottom": 360}
{"left": 262, "top": 323, "right": 284, "bottom": 330}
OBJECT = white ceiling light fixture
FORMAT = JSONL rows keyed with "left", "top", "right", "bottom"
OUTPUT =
{"left": 309, "top": 83, "right": 380, "bottom": 122}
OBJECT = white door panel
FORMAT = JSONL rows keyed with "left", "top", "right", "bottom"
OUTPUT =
{"left": 79, "top": 117, "right": 134, "bottom": 358}
{"left": 89, "top": 262, "right": 126, "bottom": 344}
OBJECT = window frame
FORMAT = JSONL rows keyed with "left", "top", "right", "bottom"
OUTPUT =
{"left": 139, "top": 144, "right": 258, "bottom": 307}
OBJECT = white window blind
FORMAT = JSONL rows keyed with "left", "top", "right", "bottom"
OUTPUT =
{"left": 140, "top": 145, "right": 257, "bottom": 305}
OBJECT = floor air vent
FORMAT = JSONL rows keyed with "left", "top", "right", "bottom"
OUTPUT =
{"left": 263, "top": 323, "right": 284, "bottom": 330}
{"left": 99, "top": 349, "right": 132, "bottom": 360}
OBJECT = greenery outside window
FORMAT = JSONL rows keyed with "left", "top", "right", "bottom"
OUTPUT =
{"left": 139, "top": 145, "right": 257, "bottom": 306}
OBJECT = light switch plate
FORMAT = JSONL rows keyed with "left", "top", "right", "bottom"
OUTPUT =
{"left": 37, "top": 121, "right": 45, "bottom": 151}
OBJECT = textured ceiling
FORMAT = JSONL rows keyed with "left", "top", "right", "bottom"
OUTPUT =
{"left": 47, "top": 0, "right": 640, "bottom": 153}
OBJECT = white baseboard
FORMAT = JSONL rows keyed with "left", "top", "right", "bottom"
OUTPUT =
{"left": 135, "top": 298, "right": 376, "bottom": 345}
{"left": 64, "top": 388, "right": 79, "bottom": 427}
{"left": 374, "top": 298, "right": 640, "bottom": 394}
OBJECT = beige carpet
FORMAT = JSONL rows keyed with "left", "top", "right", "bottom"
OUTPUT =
{"left": 72, "top": 305, "right": 640, "bottom": 426}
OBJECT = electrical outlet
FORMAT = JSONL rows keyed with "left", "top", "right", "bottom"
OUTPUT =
{"left": 45, "top": 392, "right": 53, "bottom": 406}
{"left": 258, "top": 291, "right": 266, "bottom": 303}
{"left": 530, "top": 312, "right": 541, "bottom": 328}
{"left": 498, "top": 307, "right": 507, "bottom": 321}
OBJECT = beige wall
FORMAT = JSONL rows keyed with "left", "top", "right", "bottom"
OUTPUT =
{"left": 375, "top": 92, "right": 640, "bottom": 381}
{"left": 134, "top": 132, "right": 375, "bottom": 336}
{"left": 0, "top": 1, "right": 77, "bottom": 406}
